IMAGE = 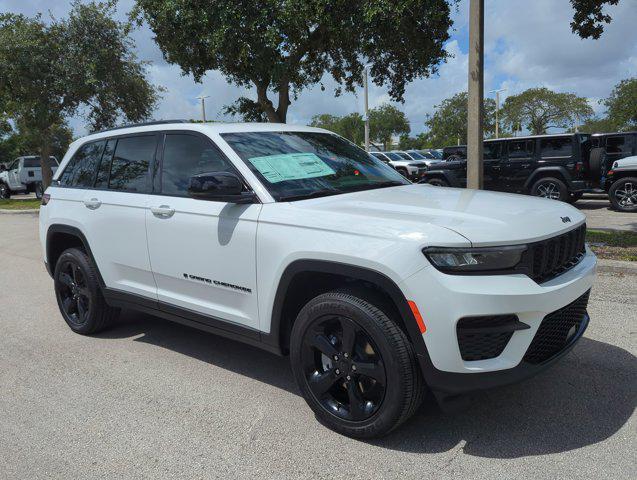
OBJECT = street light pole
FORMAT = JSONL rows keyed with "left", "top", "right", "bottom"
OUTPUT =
{"left": 467, "top": 0, "right": 484, "bottom": 190}
{"left": 196, "top": 95, "right": 210, "bottom": 122}
{"left": 363, "top": 65, "right": 370, "bottom": 152}
{"left": 489, "top": 88, "right": 506, "bottom": 139}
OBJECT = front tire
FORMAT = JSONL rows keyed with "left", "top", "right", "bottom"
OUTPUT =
{"left": 290, "top": 291, "right": 424, "bottom": 438}
{"left": 54, "top": 248, "right": 119, "bottom": 334}
{"left": 424, "top": 177, "right": 449, "bottom": 187}
{"left": 0, "top": 182, "right": 10, "bottom": 199}
{"left": 609, "top": 177, "right": 637, "bottom": 212}
{"left": 530, "top": 177, "right": 568, "bottom": 202}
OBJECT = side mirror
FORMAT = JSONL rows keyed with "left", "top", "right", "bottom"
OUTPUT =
{"left": 187, "top": 171, "right": 256, "bottom": 204}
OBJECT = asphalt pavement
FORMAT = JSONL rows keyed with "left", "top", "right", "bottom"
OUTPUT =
{"left": 0, "top": 213, "right": 635, "bottom": 480}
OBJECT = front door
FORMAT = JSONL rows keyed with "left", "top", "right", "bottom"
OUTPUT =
{"left": 501, "top": 139, "right": 536, "bottom": 192}
{"left": 146, "top": 132, "right": 261, "bottom": 330}
{"left": 7, "top": 159, "right": 22, "bottom": 190}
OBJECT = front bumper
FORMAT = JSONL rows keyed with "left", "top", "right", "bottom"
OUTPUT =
{"left": 399, "top": 247, "right": 596, "bottom": 394}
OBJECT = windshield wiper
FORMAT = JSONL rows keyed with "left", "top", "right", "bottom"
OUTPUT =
{"left": 345, "top": 180, "right": 407, "bottom": 192}
{"left": 278, "top": 188, "right": 342, "bottom": 202}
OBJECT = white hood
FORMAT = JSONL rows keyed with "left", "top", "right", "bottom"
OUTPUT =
{"left": 278, "top": 184, "right": 585, "bottom": 247}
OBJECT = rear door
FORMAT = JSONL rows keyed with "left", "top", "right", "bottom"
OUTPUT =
{"left": 56, "top": 134, "right": 159, "bottom": 299}
{"left": 145, "top": 131, "right": 261, "bottom": 329}
{"left": 482, "top": 141, "right": 504, "bottom": 190}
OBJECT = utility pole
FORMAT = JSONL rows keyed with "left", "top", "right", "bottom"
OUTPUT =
{"left": 363, "top": 65, "right": 370, "bottom": 151}
{"left": 196, "top": 95, "right": 210, "bottom": 122}
{"left": 467, "top": 0, "right": 484, "bottom": 189}
{"left": 489, "top": 88, "right": 506, "bottom": 139}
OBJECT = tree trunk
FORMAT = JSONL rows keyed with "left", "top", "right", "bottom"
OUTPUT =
{"left": 255, "top": 81, "right": 288, "bottom": 123}
{"left": 40, "top": 131, "right": 53, "bottom": 190}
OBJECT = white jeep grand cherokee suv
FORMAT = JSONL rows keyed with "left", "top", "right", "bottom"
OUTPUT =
{"left": 39, "top": 121, "right": 596, "bottom": 438}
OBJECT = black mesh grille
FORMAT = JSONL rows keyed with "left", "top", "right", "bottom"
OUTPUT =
{"left": 528, "top": 224, "right": 586, "bottom": 283}
{"left": 523, "top": 290, "right": 590, "bottom": 364}
{"left": 457, "top": 315, "right": 518, "bottom": 361}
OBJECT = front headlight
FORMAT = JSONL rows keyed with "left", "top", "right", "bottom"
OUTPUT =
{"left": 423, "top": 245, "right": 527, "bottom": 273}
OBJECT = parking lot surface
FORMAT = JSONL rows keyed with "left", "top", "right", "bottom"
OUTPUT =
{"left": 0, "top": 214, "right": 635, "bottom": 480}
{"left": 578, "top": 194, "right": 637, "bottom": 231}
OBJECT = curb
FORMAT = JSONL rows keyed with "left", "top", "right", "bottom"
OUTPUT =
{"left": 0, "top": 209, "right": 39, "bottom": 215}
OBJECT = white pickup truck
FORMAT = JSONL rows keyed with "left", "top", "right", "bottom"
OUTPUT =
{"left": 0, "top": 156, "right": 59, "bottom": 199}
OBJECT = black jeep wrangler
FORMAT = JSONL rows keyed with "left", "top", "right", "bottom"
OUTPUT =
{"left": 421, "top": 133, "right": 592, "bottom": 203}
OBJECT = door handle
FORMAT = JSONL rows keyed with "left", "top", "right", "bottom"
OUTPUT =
{"left": 83, "top": 198, "right": 101, "bottom": 210}
{"left": 151, "top": 205, "right": 175, "bottom": 219}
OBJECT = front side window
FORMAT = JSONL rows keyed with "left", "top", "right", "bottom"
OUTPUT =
{"left": 221, "top": 131, "right": 408, "bottom": 201}
{"left": 161, "top": 134, "right": 238, "bottom": 196}
{"left": 58, "top": 141, "right": 105, "bottom": 188}
{"left": 540, "top": 137, "right": 573, "bottom": 157}
{"left": 108, "top": 135, "right": 156, "bottom": 192}
{"left": 508, "top": 140, "right": 533, "bottom": 159}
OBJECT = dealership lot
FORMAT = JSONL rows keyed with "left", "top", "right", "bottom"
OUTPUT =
{"left": 0, "top": 214, "right": 635, "bottom": 480}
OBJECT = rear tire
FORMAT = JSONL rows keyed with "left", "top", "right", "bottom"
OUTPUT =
{"left": 424, "top": 177, "right": 449, "bottom": 187}
{"left": 34, "top": 182, "right": 44, "bottom": 199}
{"left": 530, "top": 177, "right": 568, "bottom": 202}
{"left": 54, "top": 248, "right": 119, "bottom": 334}
{"left": 609, "top": 177, "right": 637, "bottom": 212}
{"left": 290, "top": 290, "right": 424, "bottom": 439}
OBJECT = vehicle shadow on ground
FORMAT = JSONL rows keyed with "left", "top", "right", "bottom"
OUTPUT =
{"left": 98, "top": 310, "right": 636, "bottom": 459}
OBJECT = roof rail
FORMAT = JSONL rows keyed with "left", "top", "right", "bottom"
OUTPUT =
{"left": 94, "top": 119, "right": 191, "bottom": 134}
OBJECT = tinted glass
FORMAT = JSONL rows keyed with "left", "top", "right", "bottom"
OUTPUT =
{"left": 23, "top": 157, "right": 58, "bottom": 168}
{"left": 483, "top": 142, "right": 502, "bottom": 160}
{"left": 540, "top": 137, "right": 572, "bottom": 157}
{"left": 222, "top": 131, "right": 408, "bottom": 201}
{"left": 606, "top": 136, "right": 629, "bottom": 154}
{"left": 396, "top": 152, "right": 411, "bottom": 160}
{"left": 407, "top": 151, "right": 426, "bottom": 159}
{"left": 162, "top": 134, "right": 237, "bottom": 196}
{"left": 58, "top": 141, "right": 105, "bottom": 187}
{"left": 508, "top": 140, "right": 533, "bottom": 158}
{"left": 384, "top": 152, "right": 402, "bottom": 161}
{"left": 108, "top": 135, "right": 156, "bottom": 192}
{"left": 95, "top": 139, "right": 116, "bottom": 189}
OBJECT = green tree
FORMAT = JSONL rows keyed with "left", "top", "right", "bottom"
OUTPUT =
{"left": 500, "top": 88, "right": 593, "bottom": 135}
{"left": 310, "top": 113, "right": 365, "bottom": 145}
{"left": 369, "top": 104, "right": 410, "bottom": 150}
{"left": 602, "top": 77, "right": 637, "bottom": 131}
{"left": 222, "top": 97, "right": 268, "bottom": 123}
{"left": 578, "top": 116, "right": 617, "bottom": 133}
{"left": 0, "top": 121, "right": 74, "bottom": 163}
{"left": 570, "top": 0, "right": 620, "bottom": 39}
{"left": 133, "top": 0, "right": 454, "bottom": 123}
{"left": 424, "top": 91, "right": 496, "bottom": 147}
{"left": 0, "top": 1, "right": 159, "bottom": 188}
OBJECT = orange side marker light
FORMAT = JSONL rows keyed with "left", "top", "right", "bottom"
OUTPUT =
{"left": 408, "top": 300, "right": 427, "bottom": 334}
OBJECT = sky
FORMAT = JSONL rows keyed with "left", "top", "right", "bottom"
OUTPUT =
{"left": 1, "top": 0, "right": 636, "bottom": 136}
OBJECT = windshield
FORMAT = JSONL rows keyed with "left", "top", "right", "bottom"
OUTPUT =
{"left": 407, "top": 151, "right": 426, "bottom": 159}
{"left": 395, "top": 152, "right": 412, "bottom": 160}
{"left": 429, "top": 150, "right": 443, "bottom": 159}
{"left": 384, "top": 152, "right": 402, "bottom": 161}
{"left": 221, "top": 131, "right": 409, "bottom": 201}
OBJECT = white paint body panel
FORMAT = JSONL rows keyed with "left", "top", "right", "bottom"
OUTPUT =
{"left": 40, "top": 122, "right": 597, "bottom": 375}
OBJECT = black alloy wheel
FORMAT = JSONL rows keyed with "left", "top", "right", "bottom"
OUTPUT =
{"left": 54, "top": 248, "right": 119, "bottom": 334}
{"left": 56, "top": 258, "right": 92, "bottom": 327}
{"left": 609, "top": 177, "right": 637, "bottom": 212}
{"left": 291, "top": 291, "right": 424, "bottom": 438}
{"left": 300, "top": 314, "right": 386, "bottom": 422}
{"left": 531, "top": 177, "right": 568, "bottom": 202}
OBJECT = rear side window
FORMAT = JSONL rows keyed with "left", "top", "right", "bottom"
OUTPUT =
{"left": 540, "top": 137, "right": 573, "bottom": 158}
{"left": 508, "top": 140, "right": 533, "bottom": 159}
{"left": 108, "top": 135, "right": 156, "bottom": 192}
{"left": 58, "top": 141, "right": 105, "bottom": 187}
{"left": 606, "top": 136, "right": 630, "bottom": 154}
{"left": 161, "top": 134, "right": 237, "bottom": 196}
{"left": 95, "top": 139, "right": 116, "bottom": 189}
{"left": 483, "top": 142, "right": 502, "bottom": 160}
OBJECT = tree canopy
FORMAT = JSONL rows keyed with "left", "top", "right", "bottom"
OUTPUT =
{"left": 500, "top": 88, "right": 593, "bottom": 135}
{"left": 602, "top": 77, "right": 637, "bottom": 131}
{"left": 133, "top": 0, "right": 454, "bottom": 123}
{"left": 424, "top": 91, "right": 496, "bottom": 147}
{"left": 0, "top": 121, "right": 73, "bottom": 164}
{"left": 309, "top": 113, "right": 365, "bottom": 146}
{"left": 0, "top": 1, "right": 159, "bottom": 187}
{"left": 570, "top": 0, "right": 620, "bottom": 39}
{"left": 369, "top": 104, "right": 410, "bottom": 150}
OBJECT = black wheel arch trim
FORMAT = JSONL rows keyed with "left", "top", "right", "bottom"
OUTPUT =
{"left": 524, "top": 166, "right": 574, "bottom": 191}
{"left": 419, "top": 170, "right": 461, "bottom": 187}
{"left": 46, "top": 224, "right": 105, "bottom": 285}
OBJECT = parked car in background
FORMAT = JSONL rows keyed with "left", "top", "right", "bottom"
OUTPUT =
{"left": 603, "top": 155, "right": 637, "bottom": 212}
{"left": 405, "top": 150, "right": 440, "bottom": 166}
{"left": 417, "top": 149, "right": 444, "bottom": 160}
{"left": 0, "top": 156, "right": 59, "bottom": 199}
{"left": 588, "top": 131, "right": 637, "bottom": 185}
{"left": 421, "top": 133, "right": 592, "bottom": 203}
{"left": 442, "top": 145, "right": 467, "bottom": 160}
{"left": 372, "top": 151, "right": 427, "bottom": 181}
